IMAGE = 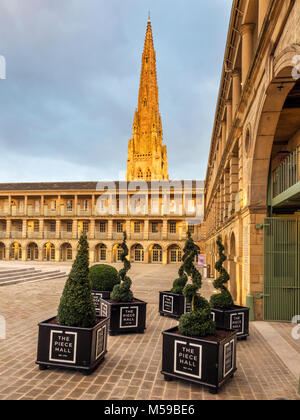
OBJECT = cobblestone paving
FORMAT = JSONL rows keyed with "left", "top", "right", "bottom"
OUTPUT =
{"left": 0, "top": 263, "right": 299, "bottom": 400}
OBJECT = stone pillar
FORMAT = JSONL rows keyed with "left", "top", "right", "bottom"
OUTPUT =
{"left": 8, "top": 195, "right": 11, "bottom": 216}
{"left": 89, "top": 249, "right": 95, "bottom": 263}
{"left": 90, "top": 219, "right": 95, "bottom": 239}
{"left": 162, "top": 220, "right": 168, "bottom": 240}
{"left": 92, "top": 195, "right": 95, "bottom": 216}
{"left": 55, "top": 248, "right": 60, "bottom": 262}
{"left": 74, "top": 195, "right": 78, "bottom": 216}
{"left": 57, "top": 195, "right": 61, "bottom": 216}
{"left": 24, "top": 196, "right": 28, "bottom": 216}
{"left": 125, "top": 220, "right": 131, "bottom": 239}
{"left": 232, "top": 70, "right": 241, "bottom": 118}
{"left": 144, "top": 220, "right": 149, "bottom": 240}
{"left": 162, "top": 248, "right": 167, "bottom": 265}
{"left": 39, "top": 219, "right": 44, "bottom": 239}
{"left": 108, "top": 220, "right": 113, "bottom": 240}
{"left": 258, "top": 0, "right": 269, "bottom": 35}
{"left": 240, "top": 24, "right": 255, "bottom": 86}
{"left": 73, "top": 220, "right": 78, "bottom": 239}
{"left": 226, "top": 100, "right": 232, "bottom": 140}
{"left": 221, "top": 121, "right": 226, "bottom": 154}
{"left": 6, "top": 219, "right": 11, "bottom": 239}
{"left": 40, "top": 195, "right": 44, "bottom": 216}
{"left": 22, "top": 219, "right": 27, "bottom": 239}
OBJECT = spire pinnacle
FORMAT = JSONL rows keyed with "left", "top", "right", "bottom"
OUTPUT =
{"left": 148, "top": 11, "right": 151, "bottom": 23}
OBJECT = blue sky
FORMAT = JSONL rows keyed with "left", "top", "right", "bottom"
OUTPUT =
{"left": 0, "top": 0, "right": 232, "bottom": 182}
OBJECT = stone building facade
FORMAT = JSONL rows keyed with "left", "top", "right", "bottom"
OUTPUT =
{"left": 203, "top": 0, "right": 300, "bottom": 321}
{"left": 0, "top": 19, "right": 204, "bottom": 265}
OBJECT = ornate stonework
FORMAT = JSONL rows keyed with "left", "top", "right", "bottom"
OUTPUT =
{"left": 127, "top": 18, "right": 169, "bottom": 181}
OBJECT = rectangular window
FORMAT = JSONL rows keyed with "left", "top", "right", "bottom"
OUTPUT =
{"left": 50, "top": 200, "right": 56, "bottom": 211}
{"left": 169, "top": 222, "right": 176, "bottom": 234}
{"left": 34, "top": 221, "right": 39, "bottom": 232}
{"left": 116, "top": 222, "right": 123, "bottom": 233}
{"left": 50, "top": 221, "right": 56, "bottom": 232}
{"left": 188, "top": 225, "right": 195, "bottom": 234}
{"left": 83, "top": 222, "right": 89, "bottom": 233}
{"left": 134, "top": 222, "right": 140, "bottom": 233}
{"left": 66, "top": 200, "right": 73, "bottom": 212}
{"left": 18, "top": 221, "right": 23, "bottom": 232}
{"left": 99, "top": 222, "right": 106, "bottom": 233}
{"left": 83, "top": 200, "right": 88, "bottom": 211}
{"left": 151, "top": 222, "right": 159, "bottom": 233}
{"left": 66, "top": 221, "right": 73, "bottom": 232}
{"left": 34, "top": 200, "right": 40, "bottom": 213}
{"left": 100, "top": 248, "right": 106, "bottom": 261}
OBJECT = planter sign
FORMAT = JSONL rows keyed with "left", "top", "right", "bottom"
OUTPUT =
{"left": 174, "top": 340, "right": 202, "bottom": 380}
{"left": 96, "top": 325, "right": 106, "bottom": 360}
{"left": 184, "top": 300, "right": 192, "bottom": 314}
{"left": 120, "top": 306, "right": 138, "bottom": 328}
{"left": 230, "top": 313, "right": 244, "bottom": 335}
{"left": 49, "top": 330, "right": 77, "bottom": 364}
{"left": 92, "top": 292, "right": 103, "bottom": 314}
{"left": 163, "top": 295, "right": 174, "bottom": 313}
{"left": 101, "top": 302, "right": 108, "bottom": 318}
{"left": 223, "top": 339, "right": 235, "bottom": 378}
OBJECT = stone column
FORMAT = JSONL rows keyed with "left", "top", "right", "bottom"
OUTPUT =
{"left": 125, "top": 220, "right": 131, "bottom": 239}
{"left": 22, "top": 219, "right": 27, "bottom": 239}
{"left": 91, "top": 195, "right": 95, "bottom": 216}
{"left": 39, "top": 219, "right": 44, "bottom": 239}
{"left": 162, "top": 220, "right": 168, "bottom": 240}
{"left": 40, "top": 195, "right": 44, "bottom": 216}
{"left": 74, "top": 195, "right": 78, "bottom": 216}
{"left": 221, "top": 121, "right": 226, "bottom": 154}
{"left": 6, "top": 219, "right": 11, "bottom": 239}
{"left": 24, "top": 196, "right": 28, "bottom": 216}
{"left": 108, "top": 220, "right": 113, "bottom": 240}
{"left": 230, "top": 155, "right": 239, "bottom": 213}
{"left": 226, "top": 100, "right": 232, "bottom": 140}
{"left": 8, "top": 195, "right": 11, "bottom": 216}
{"left": 57, "top": 195, "right": 61, "bottom": 216}
{"left": 144, "top": 220, "right": 149, "bottom": 240}
{"left": 72, "top": 220, "right": 78, "bottom": 239}
{"left": 258, "top": 0, "right": 269, "bottom": 35}
{"left": 240, "top": 24, "right": 255, "bottom": 86}
{"left": 56, "top": 220, "right": 61, "bottom": 239}
{"left": 90, "top": 219, "right": 95, "bottom": 239}
{"left": 232, "top": 70, "right": 241, "bottom": 118}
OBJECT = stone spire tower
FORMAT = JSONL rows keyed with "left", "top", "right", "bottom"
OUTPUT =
{"left": 127, "top": 17, "right": 169, "bottom": 181}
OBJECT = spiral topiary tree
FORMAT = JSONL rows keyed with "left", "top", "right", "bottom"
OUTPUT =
{"left": 57, "top": 234, "right": 96, "bottom": 328}
{"left": 178, "top": 232, "right": 215, "bottom": 337}
{"left": 210, "top": 236, "right": 234, "bottom": 309}
{"left": 171, "top": 231, "right": 194, "bottom": 294}
{"left": 110, "top": 232, "right": 134, "bottom": 302}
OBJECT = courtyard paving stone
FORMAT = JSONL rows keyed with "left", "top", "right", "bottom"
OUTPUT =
{"left": 0, "top": 262, "right": 299, "bottom": 400}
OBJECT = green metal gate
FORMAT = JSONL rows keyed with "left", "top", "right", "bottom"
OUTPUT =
{"left": 263, "top": 218, "right": 300, "bottom": 321}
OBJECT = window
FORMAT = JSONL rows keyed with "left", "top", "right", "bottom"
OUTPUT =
{"left": 116, "top": 222, "right": 123, "bottom": 233}
{"left": 18, "top": 221, "right": 22, "bottom": 232}
{"left": 188, "top": 225, "right": 195, "bottom": 234}
{"left": 117, "top": 246, "right": 123, "bottom": 261}
{"left": 134, "top": 245, "right": 144, "bottom": 262}
{"left": 83, "top": 200, "right": 88, "bottom": 211}
{"left": 134, "top": 222, "right": 141, "bottom": 233}
{"left": 152, "top": 222, "right": 159, "bottom": 233}
{"left": 66, "top": 221, "right": 73, "bottom": 233}
{"left": 50, "top": 200, "right": 56, "bottom": 211}
{"left": 152, "top": 245, "right": 162, "bottom": 263}
{"left": 67, "top": 247, "right": 72, "bottom": 260}
{"left": 34, "top": 201, "right": 40, "bottom": 213}
{"left": 99, "top": 222, "right": 106, "bottom": 233}
{"left": 146, "top": 169, "right": 151, "bottom": 180}
{"left": 137, "top": 169, "right": 143, "bottom": 179}
{"left": 50, "top": 221, "right": 56, "bottom": 232}
{"left": 83, "top": 222, "right": 89, "bottom": 234}
{"left": 34, "top": 221, "right": 39, "bottom": 232}
{"left": 66, "top": 200, "right": 73, "bottom": 212}
{"left": 169, "top": 222, "right": 176, "bottom": 234}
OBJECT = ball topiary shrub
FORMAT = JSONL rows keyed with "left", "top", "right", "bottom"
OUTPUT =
{"left": 210, "top": 236, "right": 234, "bottom": 309}
{"left": 178, "top": 232, "right": 215, "bottom": 337}
{"left": 110, "top": 232, "right": 134, "bottom": 302}
{"left": 89, "top": 264, "right": 120, "bottom": 292}
{"left": 57, "top": 234, "right": 96, "bottom": 328}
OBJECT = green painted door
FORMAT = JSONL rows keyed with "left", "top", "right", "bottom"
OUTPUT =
{"left": 263, "top": 218, "right": 300, "bottom": 321}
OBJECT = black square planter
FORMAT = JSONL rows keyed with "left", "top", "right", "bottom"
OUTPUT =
{"left": 159, "top": 291, "right": 191, "bottom": 319}
{"left": 211, "top": 305, "right": 250, "bottom": 340}
{"left": 100, "top": 298, "right": 147, "bottom": 336}
{"left": 161, "top": 327, "right": 237, "bottom": 394}
{"left": 92, "top": 290, "right": 111, "bottom": 315}
{"left": 36, "top": 316, "right": 109, "bottom": 375}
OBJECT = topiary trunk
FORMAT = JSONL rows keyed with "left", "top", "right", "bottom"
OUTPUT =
{"left": 57, "top": 234, "right": 96, "bottom": 328}
{"left": 210, "top": 236, "right": 234, "bottom": 309}
{"left": 177, "top": 232, "right": 215, "bottom": 337}
{"left": 110, "top": 232, "right": 134, "bottom": 302}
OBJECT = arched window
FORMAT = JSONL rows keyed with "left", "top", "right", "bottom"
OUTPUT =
{"left": 151, "top": 244, "right": 162, "bottom": 263}
{"left": 27, "top": 243, "right": 38, "bottom": 261}
{"left": 146, "top": 168, "right": 152, "bottom": 180}
{"left": 133, "top": 244, "right": 144, "bottom": 262}
{"left": 144, "top": 98, "right": 147, "bottom": 107}
{"left": 95, "top": 244, "right": 107, "bottom": 262}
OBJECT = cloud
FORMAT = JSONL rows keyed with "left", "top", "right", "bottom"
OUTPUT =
{"left": 0, "top": 0, "right": 231, "bottom": 182}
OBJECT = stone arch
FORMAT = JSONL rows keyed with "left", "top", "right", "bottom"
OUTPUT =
{"left": 27, "top": 242, "right": 39, "bottom": 261}
{"left": 95, "top": 243, "right": 107, "bottom": 262}
{"left": 60, "top": 243, "right": 72, "bottom": 262}
{"left": 131, "top": 243, "right": 144, "bottom": 263}
{"left": 167, "top": 244, "right": 182, "bottom": 264}
{"left": 9, "top": 242, "right": 22, "bottom": 260}
{"left": 43, "top": 242, "right": 55, "bottom": 261}
{"left": 148, "top": 243, "right": 162, "bottom": 263}
{"left": 0, "top": 242, "right": 5, "bottom": 260}
{"left": 249, "top": 48, "right": 300, "bottom": 209}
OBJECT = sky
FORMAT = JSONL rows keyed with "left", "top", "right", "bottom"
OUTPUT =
{"left": 0, "top": 0, "right": 232, "bottom": 183}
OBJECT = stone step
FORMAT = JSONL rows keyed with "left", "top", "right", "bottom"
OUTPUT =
{"left": 0, "top": 269, "right": 42, "bottom": 279}
{"left": 0, "top": 272, "right": 67, "bottom": 287}
{"left": 0, "top": 270, "right": 64, "bottom": 283}
{"left": 0, "top": 268, "right": 36, "bottom": 277}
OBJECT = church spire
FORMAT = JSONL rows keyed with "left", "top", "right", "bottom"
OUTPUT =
{"left": 127, "top": 18, "right": 169, "bottom": 181}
